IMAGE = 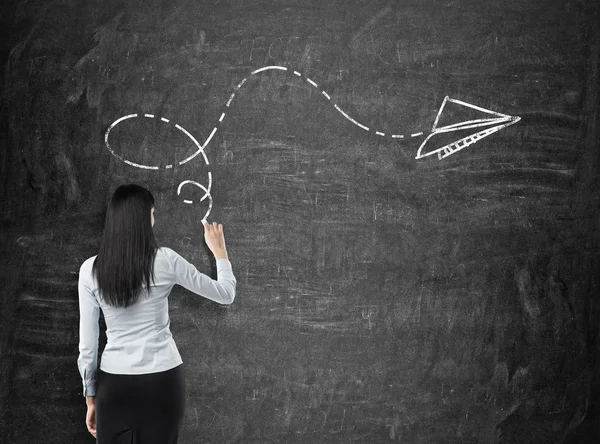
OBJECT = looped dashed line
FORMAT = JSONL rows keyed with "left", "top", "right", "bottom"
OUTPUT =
{"left": 104, "top": 113, "right": 213, "bottom": 216}
{"left": 105, "top": 65, "right": 423, "bottom": 173}
{"left": 104, "top": 65, "right": 522, "bottom": 218}
{"left": 104, "top": 114, "right": 211, "bottom": 169}
{"left": 103, "top": 65, "right": 424, "bottom": 219}
{"left": 177, "top": 180, "right": 213, "bottom": 222}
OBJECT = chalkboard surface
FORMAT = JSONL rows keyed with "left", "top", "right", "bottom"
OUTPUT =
{"left": 1, "top": 0, "right": 599, "bottom": 443}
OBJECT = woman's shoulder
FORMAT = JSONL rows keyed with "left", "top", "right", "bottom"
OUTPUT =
{"left": 154, "top": 247, "right": 187, "bottom": 277}
{"left": 156, "top": 246, "right": 177, "bottom": 257}
{"left": 157, "top": 246, "right": 191, "bottom": 257}
{"left": 78, "top": 255, "right": 97, "bottom": 283}
{"left": 80, "top": 255, "right": 97, "bottom": 271}
{"left": 155, "top": 246, "right": 183, "bottom": 267}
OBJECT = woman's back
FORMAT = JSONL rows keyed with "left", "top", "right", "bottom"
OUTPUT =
{"left": 78, "top": 246, "right": 236, "bottom": 378}
{"left": 77, "top": 184, "right": 235, "bottom": 442}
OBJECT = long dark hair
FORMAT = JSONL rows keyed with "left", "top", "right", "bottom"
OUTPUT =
{"left": 93, "top": 184, "right": 158, "bottom": 308}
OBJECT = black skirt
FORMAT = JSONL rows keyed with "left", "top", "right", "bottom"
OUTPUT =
{"left": 95, "top": 364, "right": 186, "bottom": 444}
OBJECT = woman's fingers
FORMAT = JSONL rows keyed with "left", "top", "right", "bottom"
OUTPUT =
{"left": 203, "top": 221, "right": 226, "bottom": 247}
{"left": 203, "top": 220, "right": 224, "bottom": 233}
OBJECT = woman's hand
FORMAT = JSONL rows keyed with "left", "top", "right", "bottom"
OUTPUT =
{"left": 202, "top": 220, "right": 228, "bottom": 260}
{"left": 85, "top": 397, "right": 97, "bottom": 438}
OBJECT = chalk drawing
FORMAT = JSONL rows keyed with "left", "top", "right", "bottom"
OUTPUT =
{"left": 104, "top": 113, "right": 214, "bottom": 217}
{"left": 107, "top": 65, "right": 520, "bottom": 164}
{"left": 104, "top": 65, "right": 520, "bottom": 218}
{"left": 105, "top": 114, "right": 211, "bottom": 169}
{"left": 414, "top": 96, "right": 521, "bottom": 160}
{"left": 177, "top": 180, "right": 213, "bottom": 222}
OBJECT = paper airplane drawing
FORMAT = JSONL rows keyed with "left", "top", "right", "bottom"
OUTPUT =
{"left": 105, "top": 66, "right": 521, "bottom": 170}
{"left": 104, "top": 65, "right": 521, "bottom": 218}
{"left": 414, "top": 96, "right": 521, "bottom": 160}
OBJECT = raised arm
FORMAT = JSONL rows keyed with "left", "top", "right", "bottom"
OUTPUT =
{"left": 169, "top": 250, "right": 237, "bottom": 304}
{"left": 167, "top": 220, "right": 236, "bottom": 304}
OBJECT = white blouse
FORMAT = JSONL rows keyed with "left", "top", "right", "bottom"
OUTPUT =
{"left": 77, "top": 247, "right": 236, "bottom": 396}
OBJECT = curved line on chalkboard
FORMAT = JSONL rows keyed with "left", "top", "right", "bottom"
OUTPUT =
{"left": 105, "top": 66, "right": 522, "bottom": 224}
{"left": 105, "top": 113, "right": 213, "bottom": 212}
{"left": 201, "top": 64, "right": 428, "bottom": 142}
{"left": 177, "top": 180, "right": 213, "bottom": 221}
{"left": 105, "top": 113, "right": 211, "bottom": 169}
{"left": 251, "top": 65, "right": 288, "bottom": 75}
{"left": 104, "top": 114, "right": 159, "bottom": 170}
{"left": 104, "top": 65, "right": 428, "bottom": 173}
{"left": 177, "top": 124, "right": 212, "bottom": 166}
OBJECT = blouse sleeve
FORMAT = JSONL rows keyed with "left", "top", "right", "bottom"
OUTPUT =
{"left": 168, "top": 249, "right": 237, "bottom": 305}
{"left": 77, "top": 262, "right": 100, "bottom": 397}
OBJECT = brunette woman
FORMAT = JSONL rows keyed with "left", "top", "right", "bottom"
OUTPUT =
{"left": 77, "top": 184, "right": 236, "bottom": 443}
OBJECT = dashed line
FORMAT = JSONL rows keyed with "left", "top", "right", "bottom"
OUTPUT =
{"left": 105, "top": 113, "right": 165, "bottom": 170}
{"left": 105, "top": 65, "right": 445, "bottom": 222}
{"left": 106, "top": 65, "right": 430, "bottom": 176}
{"left": 208, "top": 65, "right": 418, "bottom": 145}
{"left": 125, "top": 160, "right": 158, "bottom": 170}
{"left": 178, "top": 126, "right": 218, "bottom": 166}
{"left": 226, "top": 93, "right": 235, "bottom": 107}
{"left": 334, "top": 104, "right": 370, "bottom": 131}
{"left": 177, "top": 180, "right": 214, "bottom": 220}
{"left": 105, "top": 64, "right": 520, "bottom": 224}
{"left": 206, "top": 127, "right": 218, "bottom": 148}
{"left": 175, "top": 124, "right": 210, "bottom": 166}
{"left": 251, "top": 66, "right": 287, "bottom": 75}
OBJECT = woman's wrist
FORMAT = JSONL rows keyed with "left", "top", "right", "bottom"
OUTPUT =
{"left": 213, "top": 249, "right": 228, "bottom": 260}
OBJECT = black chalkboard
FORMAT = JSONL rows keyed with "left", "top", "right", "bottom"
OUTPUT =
{"left": 1, "top": 0, "right": 599, "bottom": 443}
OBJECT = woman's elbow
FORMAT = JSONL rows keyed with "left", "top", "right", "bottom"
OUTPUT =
{"left": 224, "top": 282, "right": 236, "bottom": 305}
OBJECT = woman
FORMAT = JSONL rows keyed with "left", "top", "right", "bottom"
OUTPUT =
{"left": 77, "top": 184, "right": 236, "bottom": 443}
